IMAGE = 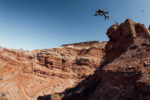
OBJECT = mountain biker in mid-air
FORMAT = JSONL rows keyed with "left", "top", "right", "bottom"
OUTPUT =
{"left": 93, "top": 9, "right": 109, "bottom": 20}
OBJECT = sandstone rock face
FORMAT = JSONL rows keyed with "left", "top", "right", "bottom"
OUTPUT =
{"left": 85, "top": 19, "right": 150, "bottom": 100}
{"left": 2, "top": 18, "right": 149, "bottom": 100}
{"left": 0, "top": 41, "right": 106, "bottom": 100}
{"left": 51, "top": 19, "right": 150, "bottom": 100}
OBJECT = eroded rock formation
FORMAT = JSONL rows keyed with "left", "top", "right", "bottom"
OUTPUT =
{"left": 0, "top": 41, "right": 106, "bottom": 100}
{"left": 86, "top": 19, "right": 150, "bottom": 100}
{"left": 2, "top": 18, "right": 150, "bottom": 100}
{"left": 49, "top": 19, "right": 150, "bottom": 100}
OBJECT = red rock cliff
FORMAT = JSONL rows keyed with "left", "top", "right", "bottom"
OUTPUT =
{"left": 53, "top": 19, "right": 150, "bottom": 100}
{"left": 85, "top": 19, "right": 150, "bottom": 100}
{"left": 0, "top": 41, "right": 106, "bottom": 100}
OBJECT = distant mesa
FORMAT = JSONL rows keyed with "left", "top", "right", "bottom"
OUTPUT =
{"left": 61, "top": 41, "right": 100, "bottom": 46}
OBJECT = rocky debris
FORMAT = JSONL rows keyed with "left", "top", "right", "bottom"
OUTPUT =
{"left": 0, "top": 41, "right": 106, "bottom": 100}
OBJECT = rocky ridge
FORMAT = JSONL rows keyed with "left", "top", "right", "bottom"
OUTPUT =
{"left": 0, "top": 41, "right": 106, "bottom": 100}
{"left": 1, "top": 18, "right": 150, "bottom": 100}
{"left": 45, "top": 19, "right": 150, "bottom": 100}
{"left": 86, "top": 19, "right": 150, "bottom": 100}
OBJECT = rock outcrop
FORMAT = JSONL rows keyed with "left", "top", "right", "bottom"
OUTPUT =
{"left": 2, "top": 18, "right": 150, "bottom": 100}
{"left": 0, "top": 41, "right": 106, "bottom": 100}
{"left": 49, "top": 19, "right": 150, "bottom": 100}
{"left": 86, "top": 19, "right": 150, "bottom": 100}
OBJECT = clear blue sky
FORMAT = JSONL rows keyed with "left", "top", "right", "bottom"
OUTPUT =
{"left": 0, "top": 0, "right": 150, "bottom": 50}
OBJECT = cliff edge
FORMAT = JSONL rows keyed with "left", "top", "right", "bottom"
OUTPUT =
{"left": 50, "top": 19, "right": 150, "bottom": 100}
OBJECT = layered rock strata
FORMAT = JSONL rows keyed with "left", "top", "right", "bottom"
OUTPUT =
{"left": 50, "top": 19, "right": 150, "bottom": 100}
{"left": 0, "top": 41, "right": 106, "bottom": 100}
